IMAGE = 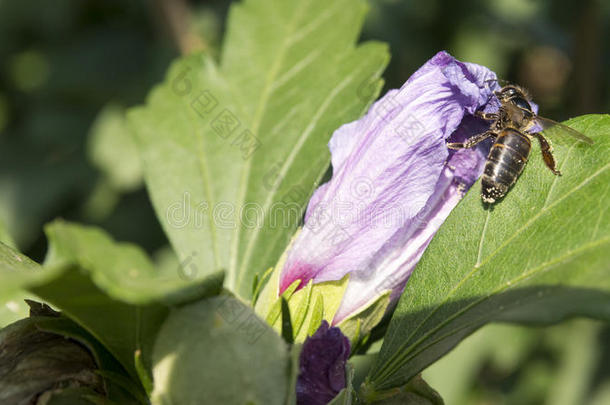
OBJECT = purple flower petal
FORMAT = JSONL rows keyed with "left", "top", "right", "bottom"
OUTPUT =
{"left": 296, "top": 321, "right": 351, "bottom": 405}
{"left": 333, "top": 123, "right": 487, "bottom": 323}
{"left": 279, "top": 51, "right": 499, "bottom": 324}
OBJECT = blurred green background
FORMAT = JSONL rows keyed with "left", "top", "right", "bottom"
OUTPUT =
{"left": 0, "top": 0, "right": 608, "bottom": 404}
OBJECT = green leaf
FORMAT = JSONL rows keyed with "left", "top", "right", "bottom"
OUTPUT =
{"left": 284, "top": 343, "right": 302, "bottom": 405}
{"left": 308, "top": 293, "right": 325, "bottom": 336}
{"left": 0, "top": 238, "right": 51, "bottom": 328}
{"left": 151, "top": 296, "right": 289, "bottom": 405}
{"left": 129, "top": 0, "right": 389, "bottom": 299}
{"left": 252, "top": 266, "right": 274, "bottom": 305}
{"left": 361, "top": 375, "right": 443, "bottom": 405}
{"left": 0, "top": 221, "right": 203, "bottom": 385}
{"left": 337, "top": 291, "right": 391, "bottom": 346}
{"left": 253, "top": 242, "right": 349, "bottom": 341}
{"left": 0, "top": 291, "right": 33, "bottom": 328}
{"left": 83, "top": 103, "right": 144, "bottom": 221}
{"left": 30, "top": 221, "right": 222, "bottom": 379}
{"left": 0, "top": 241, "right": 59, "bottom": 297}
{"left": 43, "top": 220, "right": 223, "bottom": 305}
{"left": 30, "top": 266, "right": 168, "bottom": 384}
{"left": 367, "top": 114, "right": 610, "bottom": 391}
{"left": 255, "top": 263, "right": 349, "bottom": 342}
{"left": 134, "top": 350, "right": 153, "bottom": 397}
{"left": 28, "top": 220, "right": 224, "bottom": 385}
{"left": 87, "top": 103, "right": 143, "bottom": 192}
{"left": 280, "top": 297, "right": 294, "bottom": 343}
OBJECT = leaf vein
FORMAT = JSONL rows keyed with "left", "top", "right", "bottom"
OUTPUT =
{"left": 374, "top": 159, "right": 609, "bottom": 383}
{"left": 228, "top": 0, "right": 312, "bottom": 288}
{"left": 377, "top": 236, "right": 609, "bottom": 382}
{"left": 235, "top": 70, "right": 360, "bottom": 288}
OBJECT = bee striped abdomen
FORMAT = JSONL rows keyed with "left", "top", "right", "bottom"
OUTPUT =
{"left": 481, "top": 128, "right": 531, "bottom": 203}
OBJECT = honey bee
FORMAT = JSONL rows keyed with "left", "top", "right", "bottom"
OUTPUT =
{"left": 447, "top": 83, "right": 594, "bottom": 204}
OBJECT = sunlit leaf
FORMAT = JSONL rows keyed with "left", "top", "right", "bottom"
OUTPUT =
{"left": 43, "top": 220, "right": 223, "bottom": 304}
{"left": 30, "top": 221, "right": 222, "bottom": 383}
{"left": 151, "top": 296, "right": 289, "bottom": 405}
{"left": 129, "top": 0, "right": 389, "bottom": 299}
{"left": 368, "top": 114, "right": 610, "bottom": 391}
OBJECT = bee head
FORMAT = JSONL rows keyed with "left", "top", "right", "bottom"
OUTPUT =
{"left": 495, "top": 85, "right": 525, "bottom": 102}
{"left": 495, "top": 85, "right": 533, "bottom": 113}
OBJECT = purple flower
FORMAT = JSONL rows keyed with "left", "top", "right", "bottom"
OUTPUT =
{"left": 296, "top": 321, "right": 351, "bottom": 405}
{"left": 279, "top": 51, "right": 500, "bottom": 325}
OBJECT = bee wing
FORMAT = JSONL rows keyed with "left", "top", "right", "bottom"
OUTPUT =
{"left": 534, "top": 116, "right": 594, "bottom": 145}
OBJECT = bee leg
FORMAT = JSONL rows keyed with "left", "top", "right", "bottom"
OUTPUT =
{"left": 533, "top": 132, "right": 561, "bottom": 175}
{"left": 447, "top": 130, "right": 495, "bottom": 150}
{"left": 475, "top": 111, "right": 499, "bottom": 121}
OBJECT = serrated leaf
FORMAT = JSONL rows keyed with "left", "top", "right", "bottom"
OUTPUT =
{"left": 129, "top": 0, "right": 389, "bottom": 299}
{"left": 151, "top": 296, "right": 289, "bottom": 405}
{"left": 43, "top": 220, "right": 223, "bottom": 304}
{"left": 0, "top": 220, "right": 222, "bottom": 387}
{"left": 28, "top": 220, "right": 224, "bottom": 386}
{"left": 367, "top": 115, "right": 610, "bottom": 390}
